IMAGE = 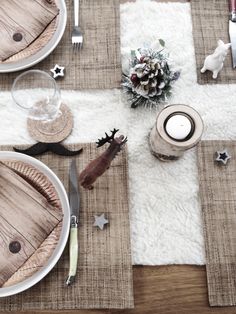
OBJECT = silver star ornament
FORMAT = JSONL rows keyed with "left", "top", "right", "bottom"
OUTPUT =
{"left": 215, "top": 149, "right": 231, "bottom": 165}
{"left": 50, "top": 64, "right": 65, "bottom": 79}
{"left": 93, "top": 213, "right": 109, "bottom": 230}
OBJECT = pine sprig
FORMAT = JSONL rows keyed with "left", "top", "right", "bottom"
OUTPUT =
{"left": 122, "top": 42, "right": 180, "bottom": 109}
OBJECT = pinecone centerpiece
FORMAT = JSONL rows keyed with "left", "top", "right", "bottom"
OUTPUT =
{"left": 122, "top": 40, "right": 180, "bottom": 108}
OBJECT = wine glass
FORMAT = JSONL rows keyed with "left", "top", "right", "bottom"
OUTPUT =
{"left": 11, "top": 70, "right": 61, "bottom": 122}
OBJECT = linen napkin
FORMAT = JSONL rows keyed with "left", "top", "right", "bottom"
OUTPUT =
{"left": 0, "top": 0, "right": 59, "bottom": 61}
{"left": 0, "top": 162, "right": 62, "bottom": 287}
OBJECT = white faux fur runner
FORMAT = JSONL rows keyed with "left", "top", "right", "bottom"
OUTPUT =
{"left": 1, "top": 0, "right": 236, "bottom": 265}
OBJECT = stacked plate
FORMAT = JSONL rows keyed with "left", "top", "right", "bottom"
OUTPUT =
{"left": 0, "top": 0, "right": 69, "bottom": 297}
{"left": 0, "top": 152, "right": 70, "bottom": 297}
{"left": 0, "top": 0, "right": 67, "bottom": 73}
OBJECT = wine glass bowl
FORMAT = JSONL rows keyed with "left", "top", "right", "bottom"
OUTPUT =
{"left": 11, "top": 70, "right": 61, "bottom": 121}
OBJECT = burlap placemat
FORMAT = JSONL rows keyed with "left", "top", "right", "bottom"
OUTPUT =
{"left": 0, "top": 0, "right": 121, "bottom": 90}
{"left": 198, "top": 140, "right": 236, "bottom": 306}
{"left": 191, "top": 0, "right": 236, "bottom": 84}
{"left": 0, "top": 143, "right": 134, "bottom": 310}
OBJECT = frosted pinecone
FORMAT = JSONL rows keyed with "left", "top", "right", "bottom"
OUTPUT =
{"left": 130, "top": 56, "right": 166, "bottom": 98}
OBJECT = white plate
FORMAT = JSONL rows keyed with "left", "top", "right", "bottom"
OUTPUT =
{"left": 0, "top": 151, "right": 70, "bottom": 297}
{"left": 0, "top": 0, "right": 67, "bottom": 73}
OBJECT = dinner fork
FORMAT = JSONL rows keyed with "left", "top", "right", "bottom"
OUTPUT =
{"left": 72, "top": 0, "right": 83, "bottom": 50}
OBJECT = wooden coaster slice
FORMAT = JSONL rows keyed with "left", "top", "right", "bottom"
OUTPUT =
{"left": 27, "top": 103, "right": 73, "bottom": 143}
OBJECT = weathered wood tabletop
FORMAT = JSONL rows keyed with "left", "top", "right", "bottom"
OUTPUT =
{"left": 4, "top": 0, "right": 234, "bottom": 313}
{"left": 8, "top": 265, "right": 236, "bottom": 314}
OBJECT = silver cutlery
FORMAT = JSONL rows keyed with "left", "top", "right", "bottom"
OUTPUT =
{"left": 72, "top": 0, "right": 83, "bottom": 50}
{"left": 229, "top": 0, "right": 236, "bottom": 67}
{"left": 66, "top": 160, "right": 80, "bottom": 286}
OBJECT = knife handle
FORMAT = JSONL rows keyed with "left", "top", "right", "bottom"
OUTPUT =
{"left": 230, "top": 0, "right": 236, "bottom": 21}
{"left": 66, "top": 226, "right": 78, "bottom": 286}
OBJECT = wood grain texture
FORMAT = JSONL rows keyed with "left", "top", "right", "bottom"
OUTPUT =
{"left": 0, "top": 160, "right": 63, "bottom": 288}
{"left": 0, "top": 216, "right": 35, "bottom": 287}
{"left": 0, "top": 162, "right": 61, "bottom": 286}
{"left": 3, "top": 221, "right": 62, "bottom": 288}
{"left": 3, "top": 17, "right": 58, "bottom": 64}
{"left": 0, "top": 0, "right": 59, "bottom": 61}
{"left": 0, "top": 0, "right": 122, "bottom": 91}
{"left": 0, "top": 1, "right": 228, "bottom": 313}
{"left": 0, "top": 143, "right": 133, "bottom": 311}
{"left": 7, "top": 266, "right": 236, "bottom": 314}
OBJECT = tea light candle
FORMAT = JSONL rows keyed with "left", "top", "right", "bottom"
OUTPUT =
{"left": 149, "top": 104, "right": 203, "bottom": 161}
{"left": 165, "top": 114, "right": 192, "bottom": 141}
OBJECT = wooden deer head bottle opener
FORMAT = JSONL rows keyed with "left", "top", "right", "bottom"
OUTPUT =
{"left": 79, "top": 129, "right": 127, "bottom": 189}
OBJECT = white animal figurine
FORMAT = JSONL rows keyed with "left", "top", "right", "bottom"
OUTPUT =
{"left": 201, "top": 40, "right": 231, "bottom": 79}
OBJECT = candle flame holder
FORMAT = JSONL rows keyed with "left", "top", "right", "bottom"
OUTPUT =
{"left": 149, "top": 104, "right": 204, "bottom": 161}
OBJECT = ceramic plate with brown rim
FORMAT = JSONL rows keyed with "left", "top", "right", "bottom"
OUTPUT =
{"left": 0, "top": 151, "right": 70, "bottom": 297}
{"left": 0, "top": 0, "right": 67, "bottom": 73}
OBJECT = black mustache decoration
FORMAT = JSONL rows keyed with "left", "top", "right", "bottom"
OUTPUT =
{"left": 13, "top": 142, "right": 83, "bottom": 157}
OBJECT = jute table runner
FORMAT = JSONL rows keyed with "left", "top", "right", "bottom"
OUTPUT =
{"left": 0, "top": 0, "right": 121, "bottom": 90}
{"left": 191, "top": 0, "right": 236, "bottom": 84}
{"left": 0, "top": 143, "right": 134, "bottom": 310}
{"left": 198, "top": 140, "right": 236, "bottom": 306}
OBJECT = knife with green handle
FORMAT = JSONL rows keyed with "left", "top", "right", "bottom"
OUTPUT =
{"left": 66, "top": 160, "right": 80, "bottom": 286}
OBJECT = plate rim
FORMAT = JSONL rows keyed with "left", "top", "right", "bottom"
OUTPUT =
{"left": 0, "top": 151, "right": 70, "bottom": 297}
{"left": 0, "top": 0, "right": 67, "bottom": 73}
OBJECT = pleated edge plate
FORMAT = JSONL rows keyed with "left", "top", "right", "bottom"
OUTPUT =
{"left": 0, "top": 151, "right": 70, "bottom": 297}
{"left": 0, "top": 0, "right": 67, "bottom": 73}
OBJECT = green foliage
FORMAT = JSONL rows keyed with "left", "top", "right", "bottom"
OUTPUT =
{"left": 122, "top": 46, "right": 180, "bottom": 109}
{"left": 159, "top": 39, "right": 165, "bottom": 47}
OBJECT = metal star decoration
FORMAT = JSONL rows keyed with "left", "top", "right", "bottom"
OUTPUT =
{"left": 215, "top": 149, "right": 231, "bottom": 165}
{"left": 93, "top": 213, "right": 109, "bottom": 230}
{"left": 50, "top": 64, "right": 65, "bottom": 79}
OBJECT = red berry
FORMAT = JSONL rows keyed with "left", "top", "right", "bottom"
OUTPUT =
{"left": 140, "top": 56, "right": 145, "bottom": 62}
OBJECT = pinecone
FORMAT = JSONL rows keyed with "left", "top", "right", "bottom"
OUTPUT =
{"left": 130, "top": 56, "right": 166, "bottom": 98}
{"left": 122, "top": 45, "right": 180, "bottom": 108}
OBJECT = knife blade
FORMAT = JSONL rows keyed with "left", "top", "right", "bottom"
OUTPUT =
{"left": 66, "top": 160, "right": 80, "bottom": 286}
{"left": 229, "top": 0, "right": 236, "bottom": 67}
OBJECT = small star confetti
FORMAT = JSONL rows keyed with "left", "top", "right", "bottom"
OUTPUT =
{"left": 50, "top": 64, "right": 65, "bottom": 79}
{"left": 93, "top": 213, "right": 109, "bottom": 230}
{"left": 215, "top": 149, "right": 231, "bottom": 165}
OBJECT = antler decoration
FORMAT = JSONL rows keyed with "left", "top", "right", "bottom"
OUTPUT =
{"left": 79, "top": 129, "right": 127, "bottom": 189}
{"left": 96, "top": 128, "right": 119, "bottom": 147}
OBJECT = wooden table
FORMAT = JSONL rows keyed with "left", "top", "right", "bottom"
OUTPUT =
{"left": 10, "top": 1, "right": 236, "bottom": 313}
{"left": 16, "top": 265, "right": 236, "bottom": 314}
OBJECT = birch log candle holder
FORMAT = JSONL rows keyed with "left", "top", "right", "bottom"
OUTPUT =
{"left": 149, "top": 104, "right": 204, "bottom": 161}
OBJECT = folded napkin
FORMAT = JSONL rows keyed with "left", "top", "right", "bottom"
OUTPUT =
{"left": 0, "top": 162, "right": 62, "bottom": 287}
{"left": 0, "top": 0, "right": 59, "bottom": 61}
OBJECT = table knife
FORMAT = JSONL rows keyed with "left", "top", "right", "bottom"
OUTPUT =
{"left": 229, "top": 0, "right": 236, "bottom": 67}
{"left": 66, "top": 160, "right": 80, "bottom": 286}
